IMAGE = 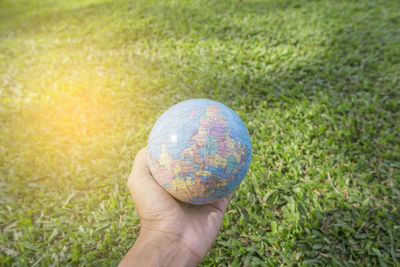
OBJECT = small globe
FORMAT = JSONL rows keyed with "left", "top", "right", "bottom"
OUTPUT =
{"left": 147, "top": 99, "right": 252, "bottom": 204}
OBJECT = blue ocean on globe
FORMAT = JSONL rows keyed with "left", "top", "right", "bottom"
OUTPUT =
{"left": 147, "top": 99, "right": 252, "bottom": 204}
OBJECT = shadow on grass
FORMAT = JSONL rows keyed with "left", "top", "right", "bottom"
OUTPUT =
{"left": 294, "top": 201, "right": 399, "bottom": 264}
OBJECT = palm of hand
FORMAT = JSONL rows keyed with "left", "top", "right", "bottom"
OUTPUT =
{"left": 127, "top": 148, "right": 232, "bottom": 263}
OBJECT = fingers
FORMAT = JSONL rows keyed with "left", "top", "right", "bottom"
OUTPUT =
{"left": 127, "top": 147, "right": 235, "bottom": 216}
{"left": 226, "top": 192, "right": 234, "bottom": 202}
{"left": 221, "top": 192, "right": 234, "bottom": 210}
{"left": 207, "top": 192, "right": 234, "bottom": 215}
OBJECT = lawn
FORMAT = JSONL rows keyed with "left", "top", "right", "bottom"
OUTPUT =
{"left": 1, "top": 0, "right": 399, "bottom": 265}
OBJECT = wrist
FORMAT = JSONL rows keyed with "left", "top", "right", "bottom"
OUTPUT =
{"left": 119, "top": 229, "right": 201, "bottom": 267}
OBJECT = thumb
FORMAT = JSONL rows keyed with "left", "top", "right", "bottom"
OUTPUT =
{"left": 127, "top": 147, "right": 174, "bottom": 212}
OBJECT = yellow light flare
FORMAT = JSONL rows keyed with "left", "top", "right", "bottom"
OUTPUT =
{"left": 15, "top": 50, "right": 126, "bottom": 154}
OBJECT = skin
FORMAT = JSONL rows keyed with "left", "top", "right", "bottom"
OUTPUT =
{"left": 119, "top": 147, "right": 233, "bottom": 267}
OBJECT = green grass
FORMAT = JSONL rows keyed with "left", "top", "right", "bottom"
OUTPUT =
{"left": 1, "top": 0, "right": 399, "bottom": 265}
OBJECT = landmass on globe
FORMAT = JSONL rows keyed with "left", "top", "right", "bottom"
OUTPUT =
{"left": 148, "top": 103, "right": 250, "bottom": 204}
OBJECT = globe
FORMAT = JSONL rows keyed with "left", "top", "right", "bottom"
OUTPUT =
{"left": 147, "top": 99, "right": 252, "bottom": 204}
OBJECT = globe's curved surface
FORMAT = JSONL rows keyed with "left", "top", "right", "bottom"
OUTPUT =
{"left": 147, "top": 99, "right": 252, "bottom": 204}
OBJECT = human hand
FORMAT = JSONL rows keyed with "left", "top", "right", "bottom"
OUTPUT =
{"left": 119, "top": 147, "right": 233, "bottom": 267}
